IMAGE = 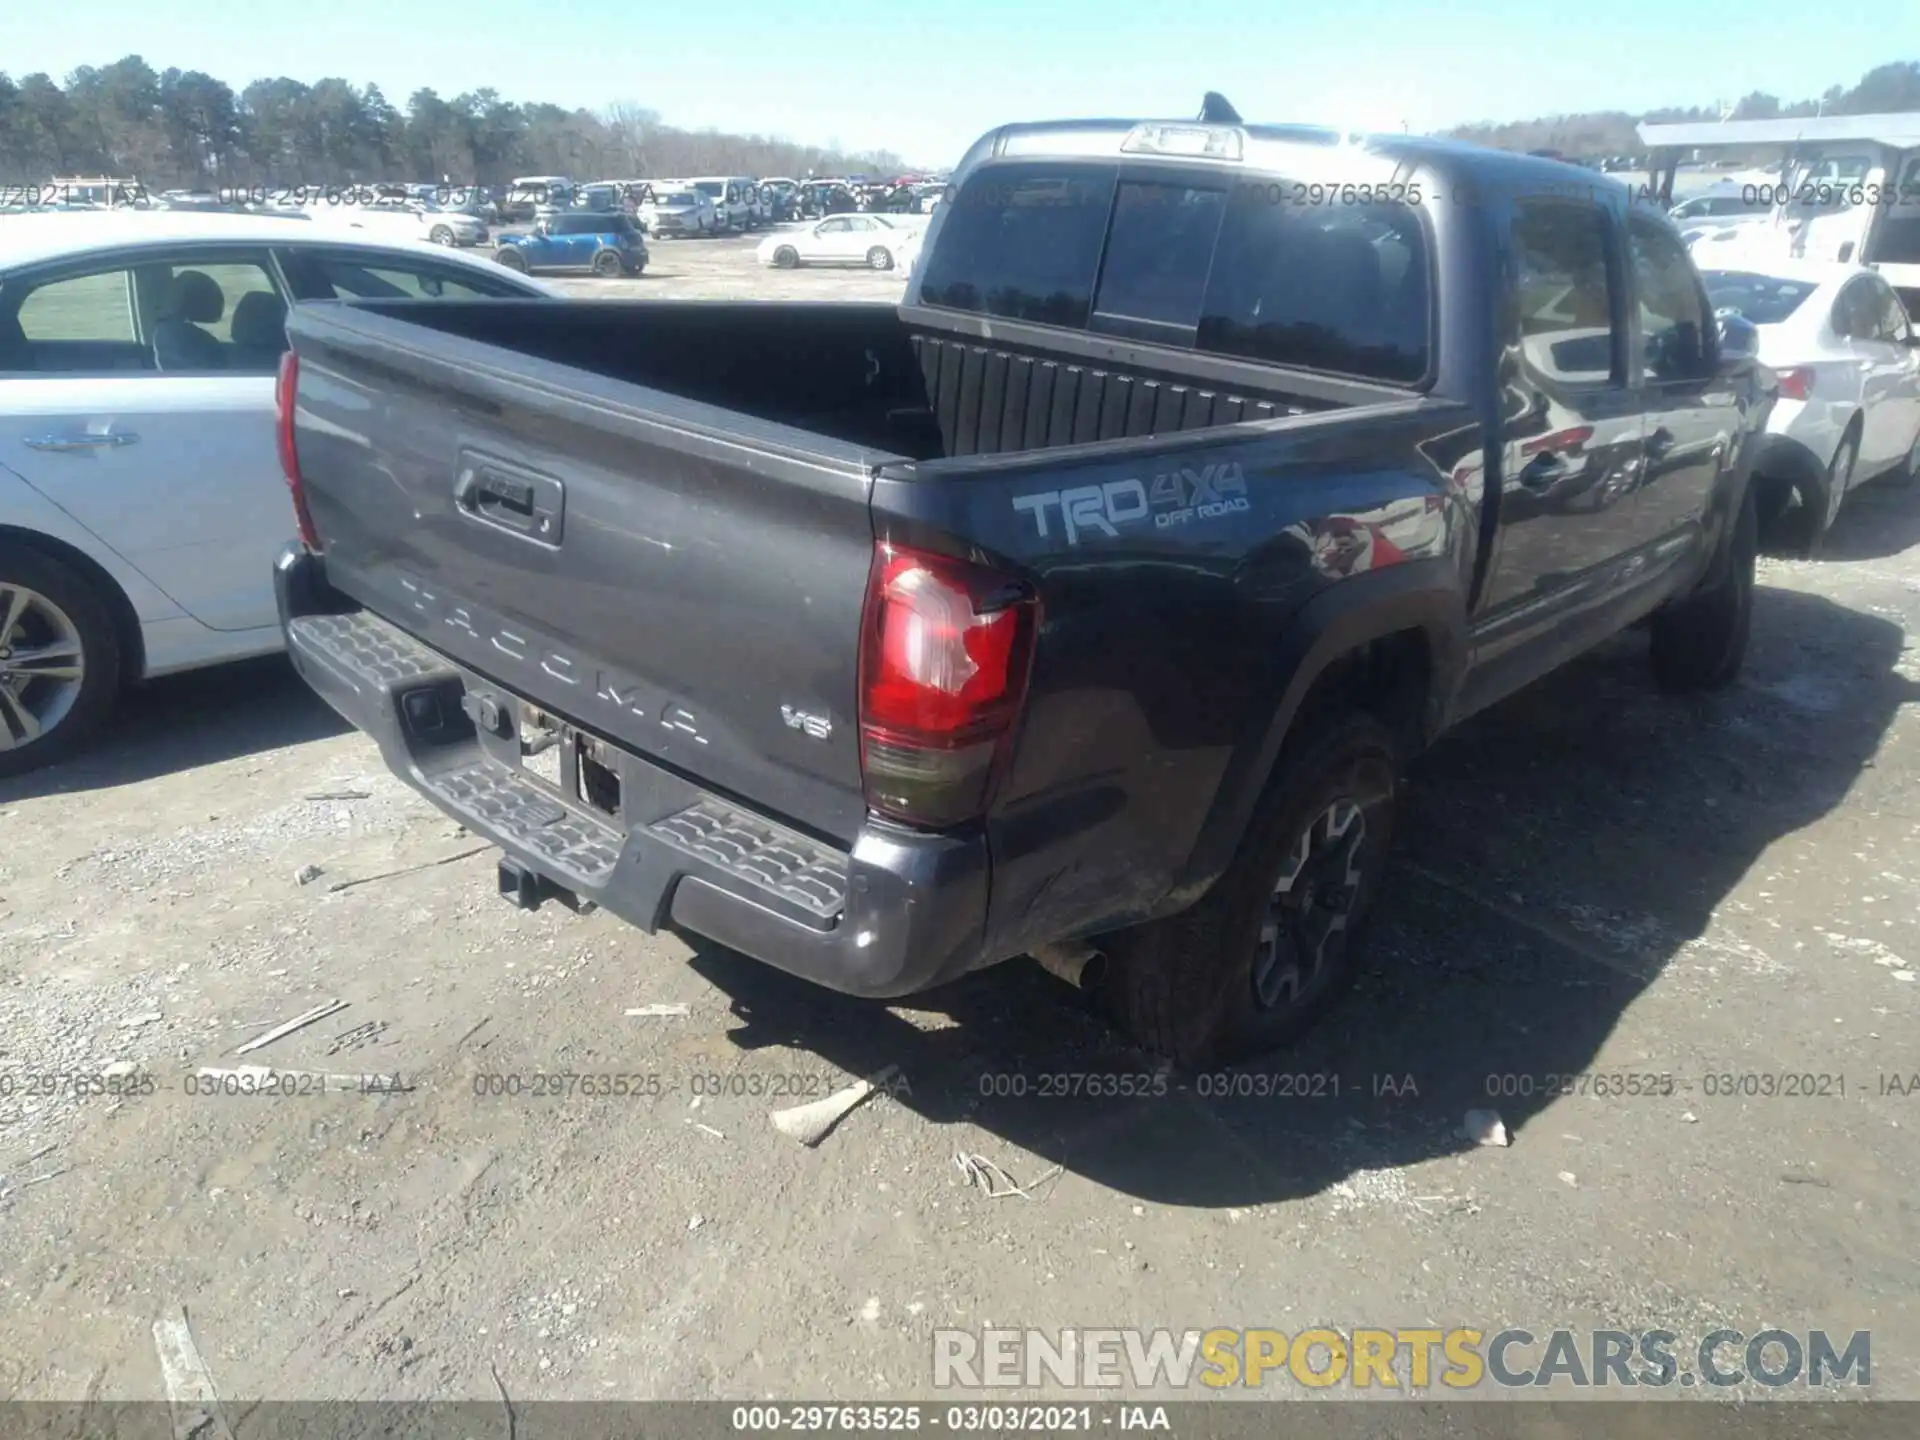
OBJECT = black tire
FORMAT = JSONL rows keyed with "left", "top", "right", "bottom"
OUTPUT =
{"left": 591, "top": 249, "right": 624, "bottom": 278}
{"left": 772, "top": 245, "right": 799, "bottom": 269}
{"left": 1781, "top": 433, "right": 1855, "bottom": 557}
{"left": 493, "top": 247, "right": 528, "bottom": 272}
{"left": 1649, "top": 483, "right": 1757, "bottom": 692}
{"left": 428, "top": 224, "right": 455, "bottom": 246}
{"left": 1099, "top": 713, "right": 1399, "bottom": 1068}
{"left": 867, "top": 246, "right": 894, "bottom": 271}
{"left": 0, "top": 543, "right": 122, "bottom": 779}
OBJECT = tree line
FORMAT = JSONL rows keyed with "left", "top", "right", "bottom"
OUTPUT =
{"left": 3, "top": 55, "right": 1917, "bottom": 190}
{"left": 0, "top": 56, "right": 909, "bottom": 187}
{"left": 1447, "top": 60, "right": 1920, "bottom": 159}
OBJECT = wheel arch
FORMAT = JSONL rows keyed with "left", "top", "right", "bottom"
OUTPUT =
{"left": 0, "top": 524, "right": 146, "bottom": 682}
{"left": 1171, "top": 558, "right": 1468, "bottom": 904}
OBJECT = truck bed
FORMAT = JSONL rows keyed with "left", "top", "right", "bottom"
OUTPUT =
{"left": 346, "top": 298, "right": 1358, "bottom": 462}
{"left": 282, "top": 293, "right": 1436, "bottom": 864}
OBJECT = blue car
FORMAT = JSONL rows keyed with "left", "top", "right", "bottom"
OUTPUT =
{"left": 493, "top": 210, "right": 647, "bottom": 277}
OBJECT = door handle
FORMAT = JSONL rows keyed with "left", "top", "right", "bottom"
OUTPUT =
{"left": 1644, "top": 428, "right": 1676, "bottom": 459}
{"left": 26, "top": 432, "right": 140, "bottom": 452}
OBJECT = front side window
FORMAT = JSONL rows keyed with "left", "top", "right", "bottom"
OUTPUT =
{"left": 1627, "top": 216, "right": 1713, "bottom": 380}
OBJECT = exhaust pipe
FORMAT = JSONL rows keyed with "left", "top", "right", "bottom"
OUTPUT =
{"left": 1033, "top": 941, "right": 1108, "bottom": 991}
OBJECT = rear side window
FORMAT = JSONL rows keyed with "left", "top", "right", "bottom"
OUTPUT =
{"left": 1877, "top": 283, "right": 1913, "bottom": 341}
{"left": 1832, "top": 279, "right": 1888, "bottom": 341}
{"left": 1511, "top": 200, "right": 1617, "bottom": 385}
{"left": 15, "top": 269, "right": 138, "bottom": 342}
{"left": 917, "top": 163, "right": 1430, "bottom": 382}
{"left": 1702, "top": 270, "right": 1816, "bottom": 326}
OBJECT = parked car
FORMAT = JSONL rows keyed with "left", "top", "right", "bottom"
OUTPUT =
{"left": 1670, "top": 183, "right": 1772, "bottom": 243}
{"left": 1703, "top": 262, "right": 1920, "bottom": 549}
{"left": 502, "top": 177, "right": 573, "bottom": 224}
{"left": 331, "top": 198, "right": 489, "bottom": 248}
{"left": 760, "top": 179, "right": 800, "bottom": 223}
{"left": 757, "top": 213, "right": 921, "bottom": 272}
{"left": 492, "top": 212, "right": 648, "bottom": 277}
{"left": 0, "top": 212, "right": 555, "bottom": 775}
{"left": 637, "top": 188, "right": 718, "bottom": 239}
{"left": 271, "top": 102, "right": 1775, "bottom": 1066}
{"left": 689, "top": 177, "right": 759, "bottom": 233}
{"left": 797, "top": 181, "right": 858, "bottom": 219}
{"left": 572, "top": 183, "right": 622, "bottom": 214}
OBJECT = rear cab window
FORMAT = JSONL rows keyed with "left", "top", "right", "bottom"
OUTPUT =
{"left": 915, "top": 161, "right": 1432, "bottom": 383}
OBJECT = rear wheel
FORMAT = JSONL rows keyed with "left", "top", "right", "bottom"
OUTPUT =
{"left": 591, "top": 249, "right": 625, "bottom": 278}
{"left": 867, "top": 247, "right": 894, "bottom": 271}
{"left": 1782, "top": 433, "right": 1855, "bottom": 556}
{"left": 493, "top": 247, "right": 528, "bottom": 272}
{"left": 771, "top": 246, "right": 799, "bottom": 269}
{"left": 1649, "top": 482, "right": 1757, "bottom": 691}
{"left": 428, "top": 224, "right": 455, "bottom": 246}
{"left": 1099, "top": 714, "right": 1399, "bottom": 1067}
{"left": 0, "top": 544, "right": 122, "bottom": 779}
{"left": 1892, "top": 426, "right": 1920, "bottom": 488}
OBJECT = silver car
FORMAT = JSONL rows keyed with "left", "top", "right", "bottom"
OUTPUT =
{"left": 638, "top": 187, "right": 718, "bottom": 238}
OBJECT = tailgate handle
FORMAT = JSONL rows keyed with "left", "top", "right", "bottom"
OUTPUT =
{"left": 453, "top": 457, "right": 565, "bottom": 545}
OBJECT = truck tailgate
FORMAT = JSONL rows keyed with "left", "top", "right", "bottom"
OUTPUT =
{"left": 286, "top": 302, "right": 888, "bottom": 845}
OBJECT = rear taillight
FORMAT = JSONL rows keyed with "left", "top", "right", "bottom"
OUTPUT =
{"left": 1775, "top": 366, "right": 1814, "bottom": 402}
{"left": 276, "top": 350, "right": 320, "bottom": 550}
{"left": 857, "top": 541, "right": 1037, "bottom": 829}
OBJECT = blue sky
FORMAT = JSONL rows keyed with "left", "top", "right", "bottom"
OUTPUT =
{"left": 5, "top": 0, "right": 1900, "bottom": 165}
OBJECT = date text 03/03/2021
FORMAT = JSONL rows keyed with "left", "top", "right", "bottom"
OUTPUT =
{"left": 727, "top": 1404, "right": 1168, "bottom": 1433}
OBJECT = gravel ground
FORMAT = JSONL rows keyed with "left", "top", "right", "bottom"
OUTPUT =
{"left": 1, "top": 245, "right": 1918, "bottom": 1411}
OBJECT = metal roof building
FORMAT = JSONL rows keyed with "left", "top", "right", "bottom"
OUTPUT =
{"left": 1637, "top": 112, "right": 1920, "bottom": 151}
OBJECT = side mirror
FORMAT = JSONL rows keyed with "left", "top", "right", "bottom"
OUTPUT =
{"left": 1716, "top": 312, "right": 1760, "bottom": 371}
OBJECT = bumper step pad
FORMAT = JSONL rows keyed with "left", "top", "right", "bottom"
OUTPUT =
{"left": 649, "top": 800, "right": 847, "bottom": 920}
{"left": 424, "top": 762, "right": 623, "bottom": 886}
{"left": 287, "top": 612, "right": 454, "bottom": 686}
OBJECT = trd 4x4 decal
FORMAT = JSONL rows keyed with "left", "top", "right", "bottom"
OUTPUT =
{"left": 1011, "top": 463, "right": 1250, "bottom": 546}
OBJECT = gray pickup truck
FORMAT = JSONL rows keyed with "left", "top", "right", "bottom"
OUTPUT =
{"left": 273, "top": 99, "right": 1774, "bottom": 1065}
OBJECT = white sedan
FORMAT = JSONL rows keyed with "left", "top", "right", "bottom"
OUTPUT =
{"left": 757, "top": 214, "right": 921, "bottom": 273}
{"left": 1701, "top": 261, "right": 1920, "bottom": 550}
{"left": 319, "top": 198, "right": 490, "bottom": 248}
{"left": 0, "top": 211, "right": 555, "bottom": 774}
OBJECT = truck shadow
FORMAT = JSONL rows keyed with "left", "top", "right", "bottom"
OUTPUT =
{"left": 688, "top": 583, "right": 1916, "bottom": 1207}
{"left": 0, "top": 655, "right": 348, "bottom": 803}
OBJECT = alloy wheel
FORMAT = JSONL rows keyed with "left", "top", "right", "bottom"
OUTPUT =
{"left": 1252, "top": 797, "right": 1368, "bottom": 1011}
{"left": 0, "top": 583, "right": 86, "bottom": 751}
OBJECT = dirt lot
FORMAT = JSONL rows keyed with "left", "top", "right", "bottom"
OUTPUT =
{"left": 2, "top": 238, "right": 1919, "bottom": 1408}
